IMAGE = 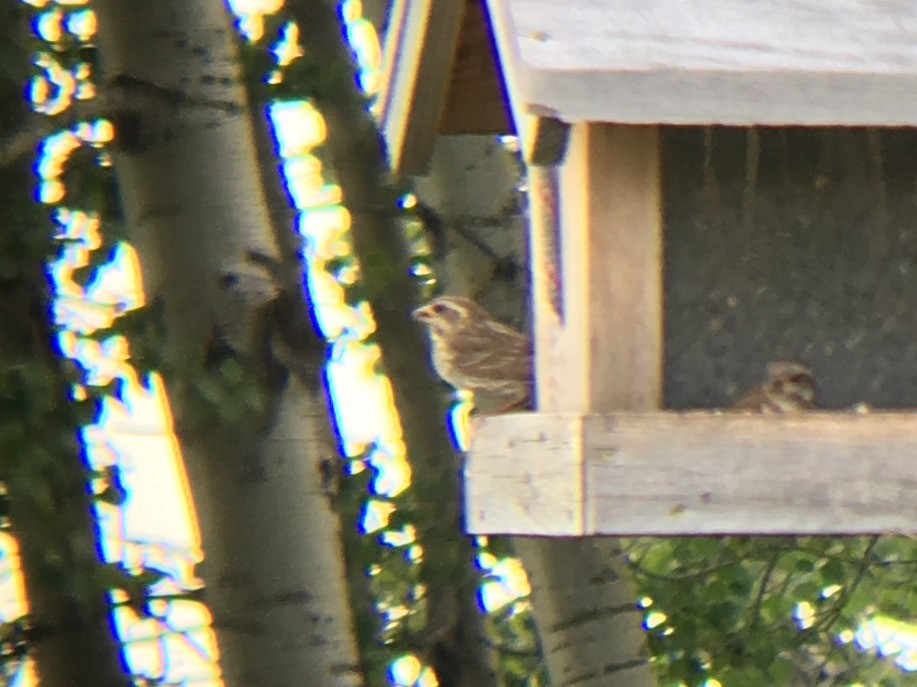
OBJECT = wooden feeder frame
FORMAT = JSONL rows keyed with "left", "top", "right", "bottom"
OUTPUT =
{"left": 378, "top": 0, "right": 917, "bottom": 537}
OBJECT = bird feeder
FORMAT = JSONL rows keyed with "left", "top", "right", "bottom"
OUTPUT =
{"left": 379, "top": 0, "right": 917, "bottom": 536}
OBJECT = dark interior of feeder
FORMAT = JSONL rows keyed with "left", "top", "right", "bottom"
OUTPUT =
{"left": 663, "top": 127, "right": 917, "bottom": 410}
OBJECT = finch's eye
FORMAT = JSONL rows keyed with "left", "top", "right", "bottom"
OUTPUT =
{"left": 431, "top": 304, "right": 446, "bottom": 315}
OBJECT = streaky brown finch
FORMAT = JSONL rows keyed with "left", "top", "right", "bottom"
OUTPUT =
{"left": 412, "top": 296, "right": 532, "bottom": 412}
{"left": 732, "top": 360, "right": 816, "bottom": 412}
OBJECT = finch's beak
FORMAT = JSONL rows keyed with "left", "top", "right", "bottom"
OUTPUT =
{"left": 412, "top": 305, "right": 431, "bottom": 322}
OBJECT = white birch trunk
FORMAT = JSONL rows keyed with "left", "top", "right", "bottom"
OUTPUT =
{"left": 91, "top": 1, "right": 361, "bottom": 685}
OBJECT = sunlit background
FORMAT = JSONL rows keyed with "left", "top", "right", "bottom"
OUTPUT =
{"left": 2, "top": 0, "right": 915, "bottom": 686}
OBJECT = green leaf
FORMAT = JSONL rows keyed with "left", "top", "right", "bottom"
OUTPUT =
{"left": 70, "top": 263, "right": 97, "bottom": 288}
{"left": 819, "top": 558, "right": 846, "bottom": 586}
{"left": 134, "top": 566, "right": 168, "bottom": 589}
{"left": 768, "top": 656, "right": 797, "bottom": 684}
{"left": 792, "top": 581, "right": 821, "bottom": 602}
{"left": 96, "top": 562, "right": 133, "bottom": 591}
{"left": 722, "top": 666, "right": 767, "bottom": 687}
{"left": 794, "top": 556, "right": 816, "bottom": 573}
{"left": 71, "top": 396, "right": 101, "bottom": 425}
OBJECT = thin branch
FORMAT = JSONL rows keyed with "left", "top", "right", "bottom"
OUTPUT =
{"left": 747, "top": 550, "right": 782, "bottom": 631}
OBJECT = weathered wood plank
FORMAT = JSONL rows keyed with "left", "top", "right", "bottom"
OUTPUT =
{"left": 440, "top": 0, "right": 512, "bottom": 135}
{"left": 466, "top": 412, "right": 917, "bottom": 535}
{"left": 466, "top": 414, "right": 584, "bottom": 535}
{"left": 487, "top": 0, "right": 917, "bottom": 125}
{"left": 532, "top": 124, "right": 662, "bottom": 412}
{"left": 484, "top": 0, "right": 561, "bottom": 162}
{"left": 377, "top": 0, "right": 464, "bottom": 173}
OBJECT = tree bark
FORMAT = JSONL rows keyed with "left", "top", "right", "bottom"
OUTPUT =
{"left": 0, "top": 5, "right": 128, "bottom": 686}
{"left": 513, "top": 538, "right": 653, "bottom": 687}
{"left": 284, "top": 2, "right": 499, "bottom": 686}
{"left": 91, "top": 2, "right": 361, "bottom": 685}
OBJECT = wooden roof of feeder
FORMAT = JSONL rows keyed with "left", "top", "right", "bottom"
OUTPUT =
{"left": 380, "top": 0, "right": 917, "bottom": 170}
{"left": 378, "top": 0, "right": 512, "bottom": 175}
{"left": 378, "top": 0, "right": 917, "bottom": 537}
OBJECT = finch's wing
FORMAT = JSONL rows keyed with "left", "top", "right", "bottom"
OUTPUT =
{"left": 447, "top": 325, "right": 531, "bottom": 383}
